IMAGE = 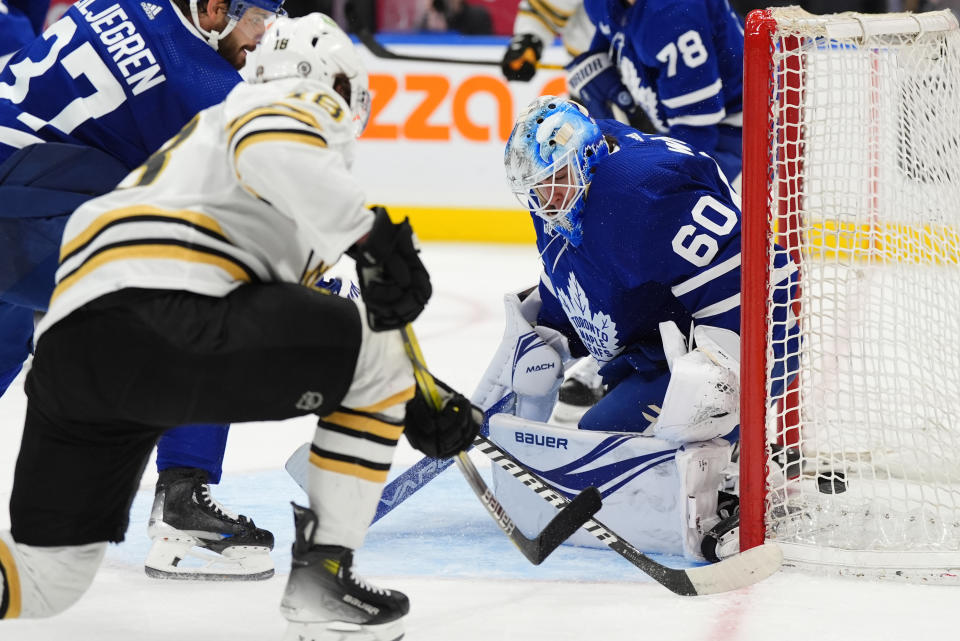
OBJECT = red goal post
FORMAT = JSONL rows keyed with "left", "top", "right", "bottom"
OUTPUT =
{"left": 740, "top": 7, "right": 960, "bottom": 581}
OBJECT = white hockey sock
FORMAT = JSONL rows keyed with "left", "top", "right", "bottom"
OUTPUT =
{"left": 310, "top": 400, "right": 407, "bottom": 550}
{"left": 0, "top": 530, "right": 105, "bottom": 618}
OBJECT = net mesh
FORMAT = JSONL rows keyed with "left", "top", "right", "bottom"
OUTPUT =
{"left": 761, "top": 8, "right": 960, "bottom": 573}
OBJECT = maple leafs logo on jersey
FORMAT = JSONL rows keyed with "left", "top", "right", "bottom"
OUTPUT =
{"left": 556, "top": 272, "right": 621, "bottom": 363}
{"left": 141, "top": 2, "right": 162, "bottom": 19}
{"left": 611, "top": 33, "right": 667, "bottom": 133}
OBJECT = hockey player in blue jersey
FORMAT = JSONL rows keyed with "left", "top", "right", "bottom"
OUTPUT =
{"left": 473, "top": 96, "right": 798, "bottom": 561}
{"left": 0, "top": 0, "right": 287, "bottom": 579}
{"left": 568, "top": 0, "right": 745, "bottom": 186}
{"left": 0, "top": 0, "right": 49, "bottom": 67}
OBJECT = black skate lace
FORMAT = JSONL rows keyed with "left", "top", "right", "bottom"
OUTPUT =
{"left": 197, "top": 484, "right": 241, "bottom": 522}
{"left": 349, "top": 567, "right": 388, "bottom": 596}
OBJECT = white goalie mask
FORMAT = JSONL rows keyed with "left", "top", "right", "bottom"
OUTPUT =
{"left": 248, "top": 13, "right": 371, "bottom": 137}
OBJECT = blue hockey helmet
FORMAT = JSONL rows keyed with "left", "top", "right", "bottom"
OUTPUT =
{"left": 504, "top": 96, "right": 609, "bottom": 247}
{"left": 227, "top": 0, "right": 287, "bottom": 22}
{"left": 189, "top": 0, "right": 287, "bottom": 49}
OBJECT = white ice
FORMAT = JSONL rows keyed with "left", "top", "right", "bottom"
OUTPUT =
{"left": 1, "top": 243, "right": 956, "bottom": 641}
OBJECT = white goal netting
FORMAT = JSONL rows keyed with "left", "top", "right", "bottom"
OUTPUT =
{"left": 756, "top": 7, "right": 960, "bottom": 580}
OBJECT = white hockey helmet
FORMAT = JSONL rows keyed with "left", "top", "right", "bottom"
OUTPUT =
{"left": 249, "top": 13, "right": 371, "bottom": 137}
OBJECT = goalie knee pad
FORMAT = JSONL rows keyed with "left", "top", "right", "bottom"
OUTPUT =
{"left": 0, "top": 530, "right": 105, "bottom": 618}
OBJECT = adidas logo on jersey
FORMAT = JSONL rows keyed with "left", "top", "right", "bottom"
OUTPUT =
{"left": 141, "top": 2, "right": 162, "bottom": 19}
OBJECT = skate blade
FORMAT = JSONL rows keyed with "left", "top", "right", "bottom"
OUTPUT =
{"left": 282, "top": 619, "right": 404, "bottom": 641}
{"left": 145, "top": 537, "right": 274, "bottom": 581}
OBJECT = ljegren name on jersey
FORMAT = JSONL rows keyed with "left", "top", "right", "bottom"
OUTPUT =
{"left": 74, "top": 0, "right": 166, "bottom": 95}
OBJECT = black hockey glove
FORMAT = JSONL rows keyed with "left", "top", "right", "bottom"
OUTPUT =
{"left": 502, "top": 33, "right": 544, "bottom": 82}
{"left": 404, "top": 378, "right": 482, "bottom": 459}
{"left": 349, "top": 206, "right": 432, "bottom": 332}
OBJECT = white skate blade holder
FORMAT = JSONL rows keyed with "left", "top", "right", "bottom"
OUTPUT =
{"left": 145, "top": 533, "right": 274, "bottom": 581}
{"left": 283, "top": 618, "right": 405, "bottom": 641}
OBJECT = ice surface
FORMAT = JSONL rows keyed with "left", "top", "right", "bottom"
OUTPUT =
{"left": 1, "top": 243, "right": 957, "bottom": 640}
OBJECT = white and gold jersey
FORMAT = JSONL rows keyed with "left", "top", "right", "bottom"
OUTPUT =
{"left": 37, "top": 77, "right": 373, "bottom": 337}
{"left": 514, "top": 0, "right": 595, "bottom": 57}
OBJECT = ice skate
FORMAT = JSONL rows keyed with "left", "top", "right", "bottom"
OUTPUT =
{"left": 551, "top": 358, "right": 605, "bottom": 425}
{"left": 145, "top": 467, "right": 274, "bottom": 581}
{"left": 281, "top": 504, "right": 408, "bottom": 641}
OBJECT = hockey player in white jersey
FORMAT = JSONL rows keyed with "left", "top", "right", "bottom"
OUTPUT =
{"left": 473, "top": 96, "right": 798, "bottom": 561}
{"left": 0, "top": 14, "right": 480, "bottom": 639}
{"left": 501, "top": 0, "right": 594, "bottom": 81}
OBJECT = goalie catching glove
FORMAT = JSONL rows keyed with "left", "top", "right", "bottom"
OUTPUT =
{"left": 349, "top": 206, "right": 432, "bottom": 331}
{"left": 404, "top": 377, "right": 482, "bottom": 459}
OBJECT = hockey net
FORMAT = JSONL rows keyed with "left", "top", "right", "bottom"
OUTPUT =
{"left": 740, "top": 7, "right": 960, "bottom": 581}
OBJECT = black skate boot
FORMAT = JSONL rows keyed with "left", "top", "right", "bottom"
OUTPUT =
{"left": 281, "top": 503, "right": 408, "bottom": 641}
{"left": 145, "top": 467, "right": 274, "bottom": 580}
{"left": 552, "top": 358, "right": 606, "bottom": 425}
{"left": 701, "top": 491, "right": 740, "bottom": 563}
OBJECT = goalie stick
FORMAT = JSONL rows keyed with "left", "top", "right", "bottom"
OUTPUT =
{"left": 400, "top": 325, "right": 601, "bottom": 565}
{"left": 474, "top": 437, "right": 783, "bottom": 595}
{"left": 345, "top": 1, "right": 563, "bottom": 70}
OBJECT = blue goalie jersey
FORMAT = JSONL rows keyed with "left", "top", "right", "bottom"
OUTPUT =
{"left": 535, "top": 120, "right": 797, "bottom": 388}
{"left": 0, "top": 0, "right": 241, "bottom": 169}
{"left": 583, "top": 0, "right": 745, "bottom": 179}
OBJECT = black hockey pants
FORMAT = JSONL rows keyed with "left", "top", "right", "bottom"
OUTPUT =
{"left": 11, "top": 284, "right": 362, "bottom": 546}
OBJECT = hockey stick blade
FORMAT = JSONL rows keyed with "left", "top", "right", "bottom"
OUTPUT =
{"left": 345, "top": 2, "right": 562, "bottom": 70}
{"left": 401, "top": 325, "right": 597, "bottom": 564}
{"left": 455, "top": 451, "right": 601, "bottom": 565}
{"left": 475, "top": 437, "right": 783, "bottom": 595}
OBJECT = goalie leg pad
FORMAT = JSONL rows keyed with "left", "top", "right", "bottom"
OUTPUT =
{"left": 489, "top": 414, "right": 708, "bottom": 557}
{"left": 675, "top": 440, "right": 733, "bottom": 560}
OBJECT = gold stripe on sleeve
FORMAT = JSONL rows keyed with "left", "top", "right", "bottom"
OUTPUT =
{"left": 233, "top": 130, "right": 328, "bottom": 162}
{"left": 0, "top": 537, "right": 22, "bottom": 619}
{"left": 226, "top": 105, "right": 322, "bottom": 143}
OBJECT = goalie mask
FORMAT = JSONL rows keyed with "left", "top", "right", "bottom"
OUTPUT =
{"left": 504, "top": 96, "right": 609, "bottom": 247}
{"left": 249, "top": 13, "right": 371, "bottom": 137}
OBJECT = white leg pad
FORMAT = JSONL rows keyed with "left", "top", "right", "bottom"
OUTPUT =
{"left": 0, "top": 530, "right": 105, "bottom": 618}
{"left": 675, "top": 439, "right": 733, "bottom": 560}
